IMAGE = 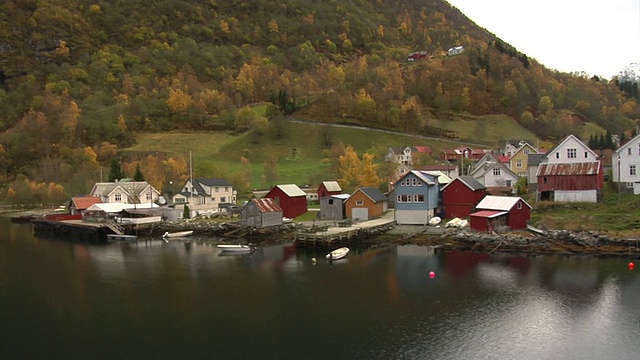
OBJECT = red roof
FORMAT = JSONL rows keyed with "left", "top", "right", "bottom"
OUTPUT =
{"left": 252, "top": 198, "right": 282, "bottom": 213}
{"left": 71, "top": 196, "right": 102, "bottom": 210}
{"left": 414, "top": 146, "right": 432, "bottom": 154}
{"left": 470, "top": 210, "right": 507, "bottom": 218}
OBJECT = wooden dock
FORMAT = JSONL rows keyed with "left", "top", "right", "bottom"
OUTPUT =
{"left": 294, "top": 218, "right": 396, "bottom": 248}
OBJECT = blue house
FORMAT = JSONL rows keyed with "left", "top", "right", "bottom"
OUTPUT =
{"left": 393, "top": 170, "right": 440, "bottom": 225}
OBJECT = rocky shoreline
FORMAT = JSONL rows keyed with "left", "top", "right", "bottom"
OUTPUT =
{"left": 155, "top": 219, "right": 640, "bottom": 257}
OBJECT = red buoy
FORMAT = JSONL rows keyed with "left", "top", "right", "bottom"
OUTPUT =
{"left": 629, "top": 262, "right": 635, "bottom": 269}
{"left": 429, "top": 271, "right": 436, "bottom": 278}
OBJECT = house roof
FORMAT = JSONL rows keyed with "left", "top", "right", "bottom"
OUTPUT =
{"left": 414, "top": 146, "right": 432, "bottom": 154}
{"left": 250, "top": 198, "right": 282, "bottom": 213}
{"left": 616, "top": 133, "right": 640, "bottom": 155}
{"left": 502, "top": 139, "right": 534, "bottom": 149}
{"left": 545, "top": 134, "right": 598, "bottom": 160}
{"left": 476, "top": 195, "right": 531, "bottom": 211}
{"left": 275, "top": 184, "right": 306, "bottom": 197}
{"left": 320, "top": 194, "right": 351, "bottom": 201}
{"left": 399, "top": 170, "right": 438, "bottom": 185}
{"left": 441, "top": 176, "right": 486, "bottom": 191}
{"left": 419, "top": 164, "right": 457, "bottom": 171}
{"left": 70, "top": 196, "right": 102, "bottom": 210}
{"left": 527, "top": 153, "right": 547, "bottom": 166}
{"left": 537, "top": 162, "right": 601, "bottom": 176}
{"left": 92, "top": 181, "right": 152, "bottom": 197}
{"left": 321, "top": 181, "right": 342, "bottom": 192}
{"left": 355, "top": 187, "right": 388, "bottom": 203}
{"left": 470, "top": 210, "right": 507, "bottom": 218}
{"left": 422, "top": 170, "right": 451, "bottom": 184}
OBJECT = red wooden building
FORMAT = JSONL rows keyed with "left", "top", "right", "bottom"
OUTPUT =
{"left": 536, "top": 162, "right": 603, "bottom": 203}
{"left": 470, "top": 195, "right": 531, "bottom": 231}
{"left": 317, "top": 181, "right": 342, "bottom": 199}
{"left": 440, "top": 176, "right": 487, "bottom": 219}
{"left": 264, "top": 184, "right": 307, "bottom": 219}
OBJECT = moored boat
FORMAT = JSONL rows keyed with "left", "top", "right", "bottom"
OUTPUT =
{"left": 326, "top": 247, "right": 349, "bottom": 260}
{"left": 162, "top": 230, "right": 194, "bottom": 239}
{"left": 217, "top": 244, "right": 255, "bottom": 253}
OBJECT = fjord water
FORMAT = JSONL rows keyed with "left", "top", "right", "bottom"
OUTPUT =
{"left": 2, "top": 218, "right": 640, "bottom": 360}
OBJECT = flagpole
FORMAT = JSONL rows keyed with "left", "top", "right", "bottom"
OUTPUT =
{"left": 189, "top": 151, "right": 193, "bottom": 218}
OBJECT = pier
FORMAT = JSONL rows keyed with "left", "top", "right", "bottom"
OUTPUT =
{"left": 294, "top": 218, "right": 396, "bottom": 248}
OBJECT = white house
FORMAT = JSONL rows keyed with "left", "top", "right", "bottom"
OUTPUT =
{"left": 173, "top": 178, "right": 236, "bottom": 216}
{"left": 613, "top": 133, "right": 640, "bottom": 194}
{"left": 544, "top": 134, "right": 598, "bottom": 164}
{"left": 90, "top": 180, "right": 160, "bottom": 205}
{"left": 469, "top": 154, "right": 519, "bottom": 195}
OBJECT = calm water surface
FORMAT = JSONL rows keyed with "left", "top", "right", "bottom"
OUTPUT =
{"left": 1, "top": 218, "right": 640, "bottom": 359}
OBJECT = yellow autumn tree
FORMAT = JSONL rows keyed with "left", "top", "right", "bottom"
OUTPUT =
{"left": 359, "top": 153, "right": 381, "bottom": 188}
{"left": 338, "top": 146, "right": 361, "bottom": 192}
{"left": 167, "top": 88, "right": 192, "bottom": 113}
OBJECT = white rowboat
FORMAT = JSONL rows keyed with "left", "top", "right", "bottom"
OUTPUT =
{"left": 217, "top": 244, "right": 255, "bottom": 253}
{"left": 162, "top": 230, "right": 194, "bottom": 239}
{"left": 326, "top": 247, "right": 349, "bottom": 260}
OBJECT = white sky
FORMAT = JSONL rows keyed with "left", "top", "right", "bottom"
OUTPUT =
{"left": 446, "top": 0, "right": 640, "bottom": 78}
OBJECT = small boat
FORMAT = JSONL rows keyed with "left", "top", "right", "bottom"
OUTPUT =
{"left": 428, "top": 216, "right": 442, "bottom": 226}
{"left": 326, "top": 247, "right": 349, "bottom": 260}
{"left": 217, "top": 244, "right": 256, "bottom": 253}
{"left": 162, "top": 230, "right": 194, "bottom": 239}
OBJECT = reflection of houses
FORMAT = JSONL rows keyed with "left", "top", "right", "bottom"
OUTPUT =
{"left": 441, "top": 176, "right": 487, "bottom": 219}
{"left": 90, "top": 180, "right": 160, "bottom": 205}
{"left": 319, "top": 194, "right": 350, "bottom": 220}
{"left": 240, "top": 198, "right": 283, "bottom": 228}
{"left": 317, "top": 181, "right": 342, "bottom": 199}
{"left": 345, "top": 187, "right": 388, "bottom": 221}
{"left": 470, "top": 195, "right": 531, "bottom": 231}
{"left": 536, "top": 134, "right": 603, "bottom": 203}
{"left": 68, "top": 196, "right": 102, "bottom": 215}
{"left": 393, "top": 171, "right": 439, "bottom": 225}
{"left": 173, "top": 178, "right": 236, "bottom": 216}
{"left": 264, "top": 184, "right": 308, "bottom": 219}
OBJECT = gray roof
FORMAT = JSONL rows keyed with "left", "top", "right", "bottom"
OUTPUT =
{"left": 357, "top": 187, "right": 388, "bottom": 203}
{"left": 457, "top": 176, "right": 486, "bottom": 191}
{"left": 527, "top": 153, "right": 546, "bottom": 166}
{"left": 192, "top": 178, "right": 231, "bottom": 194}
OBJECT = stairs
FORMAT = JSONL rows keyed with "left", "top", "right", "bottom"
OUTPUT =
{"left": 106, "top": 220, "right": 125, "bottom": 235}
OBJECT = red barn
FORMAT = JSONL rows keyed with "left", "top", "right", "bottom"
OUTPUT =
{"left": 440, "top": 176, "right": 487, "bottom": 218}
{"left": 317, "top": 181, "right": 342, "bottom": 199}
{"left": 264, "top": 184, "right": 307, "bottom": 219}
{"left": 470, "top": 195, "right": 531, "bottom": 231}
{"left": 536, "top": 161, "right": 603, "bottom": 203}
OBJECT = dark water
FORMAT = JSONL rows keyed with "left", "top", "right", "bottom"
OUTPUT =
{"left": 1, "top": 218, "right": 640, "bottom": 360}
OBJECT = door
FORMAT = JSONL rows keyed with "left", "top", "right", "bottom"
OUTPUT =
{"left": 352, "top": 207, "right": 369, "bottom": 221}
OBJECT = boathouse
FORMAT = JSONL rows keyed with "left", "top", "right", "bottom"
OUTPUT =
{"left": 319, "top": 194, "right": 350, "bottom": 220}
{"left": 317, "top": 181, "right": 342, "bottom": 199}
{"left": 241, "top": 198, "right": 283, "bottom": 228}
{"left": 345, "top": 187, "right": 388, "bottom": 221}
{"left": 470, "top": 195, "right": 531, "bottom": 231}
{"left": 441, "top": 176, "right": 487, "bottom": 218}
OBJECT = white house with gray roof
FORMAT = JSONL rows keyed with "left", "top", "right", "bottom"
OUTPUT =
{"left": 173, "top": 178, "right": 236, "bottom": 216}
{"left": 90, "top": 180, "right": 160, "bottom": 205}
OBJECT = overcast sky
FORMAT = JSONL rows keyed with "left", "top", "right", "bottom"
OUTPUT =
{"left": 445, "top": 0, "right": 640, "bottom": 78}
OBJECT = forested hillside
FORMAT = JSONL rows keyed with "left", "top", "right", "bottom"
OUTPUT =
{"left": 0, "top": 0, "right": 638, "bottom": 202}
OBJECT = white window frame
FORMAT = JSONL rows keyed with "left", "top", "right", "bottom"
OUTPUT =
{"left": 567, "top": 148, "right": 577, "bottom": 159}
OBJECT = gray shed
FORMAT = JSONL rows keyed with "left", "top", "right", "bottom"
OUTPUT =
{"left": 318, "top": 194, "right": 350, "bottom": 220}
{"left": 241, "top": 198, "right": 283, "bottom": 228}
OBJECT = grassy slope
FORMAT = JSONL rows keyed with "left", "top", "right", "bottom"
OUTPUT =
{"left": 124, "top": 113, "right": 540, "bottom": 189}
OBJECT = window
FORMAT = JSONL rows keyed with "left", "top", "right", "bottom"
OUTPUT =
{"left": 629, "top": 148, "right": 632, "bottom": 155}
{"left": 225, "top": 187, "right": 229, "bottom": 192}
{"left": 146, "top": 193, "right": 152, "bottom": 200}
{"left": 517, "top": 202, "right": 522, "bottom": 209}
{"left": 220, "top": 197, "right": 226, "bottom": 203}
{"left": 630, "top": 165, "right": 636, "bottom": 176}
{"left": 567, "top": 148, "right": 577, "bottom": 159}
{"left": 328, "top": 199, "right": 334, "bottom": 205}
{"left": 215, "top": 187, "right": 219, "bottom": 192}
{"left": 412, "top": 178, "right": 418, "bottom": 186}
{"left": 413, "top": 194, "right": 425, "bottom": 203}
{"left": 506, "top": 180, "right": 512, "bottom": 187}
{"left": 175, "top": 198, "right": 185, "bottom": 203}
{"left": 584, "top": 151, "right": 588, "bottom": 158}
{"left": 626, "top": 182, "right": 634, "bottom": 188}
{"left": 397, "top": 195, "right": 411, "bottom": 203}
{"left": 211, "top": 197, "right": 216, "bottom": 202}
{"left": 115, "top": 193, "right": 122, "bottom": 201}
{"left": 356, "top": 200, "right": 364, "bottom": 206}
{"left": 524, "top": 149, "right": 530, "bottom": 155}
{"left": 516, "top": 160, "right": 522, "bottom": 168}
{"left": 555, "top": 152, "right": 560, "bottom": 159}
{"left": 493, "top": 167, "right": 501, "bottom": 176}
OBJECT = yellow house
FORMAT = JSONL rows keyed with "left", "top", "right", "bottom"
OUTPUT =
{"left": 509, "top": 143, "right": 538, "bottom": 178}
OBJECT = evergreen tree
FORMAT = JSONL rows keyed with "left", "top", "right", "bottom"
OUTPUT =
{"left": 588, "top": 134, "right": 595, "bottom": 148}
{"left": 109, "top": 158, "right": 123, "bottom": 182}
{"left": 183, "top": 204, "right": 190, "bottom": 219}
{"left": 605, "top": 130, "right": 614, "bottom": 149}
{"left": 134, "top": 163, "right": 144, "bottom": 181}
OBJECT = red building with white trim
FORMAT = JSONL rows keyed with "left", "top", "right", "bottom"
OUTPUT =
{"left": 470, "top": 195, "right": 531, "bottom": 231}
{"left": 264, "top": 184, "right": 307, "bottom": 219}
{"left": 441, "top": 176, "right": 487, "bottom": 219}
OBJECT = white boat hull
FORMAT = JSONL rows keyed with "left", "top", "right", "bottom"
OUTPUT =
{"left": 326, "top": 247, "right": 349, "bottom": 260}
{"left": 163, "top": 231, "right": 194, "bottom": 238}
{"left": 217, "top": 244, "right": 255, "bottom": 252}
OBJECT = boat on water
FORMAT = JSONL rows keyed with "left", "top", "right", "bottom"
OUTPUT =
{"left": 326, "top": 247, "right": 349, "bottom": 260}
{"left": 217, "top": 244, "right": 256, "bottom": 253}
{"left": 162, "top": 230, "right": 194, "bottom": 239}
